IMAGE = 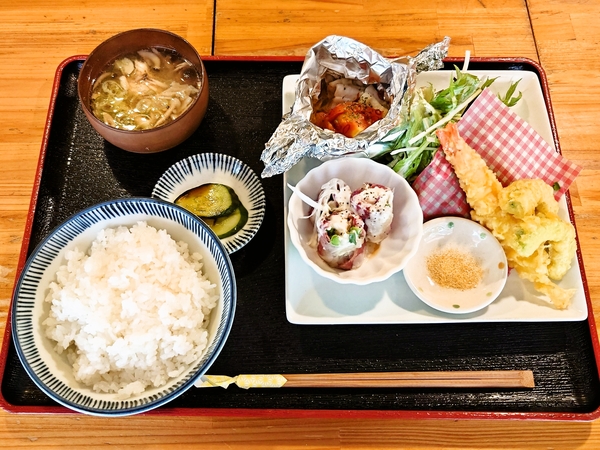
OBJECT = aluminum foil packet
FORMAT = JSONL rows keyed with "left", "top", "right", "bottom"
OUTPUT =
{"left": 260, "top": 35, "right": 450, "bottom": 178}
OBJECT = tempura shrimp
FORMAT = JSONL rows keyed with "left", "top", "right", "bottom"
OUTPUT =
{"left": 435, "top": 122, "right": 503, "bottom": 223}
{"left": 436, "top": 123, "right": 576, "bottom": 309}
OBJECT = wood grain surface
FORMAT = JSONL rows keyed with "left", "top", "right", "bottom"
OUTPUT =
{"left": 1, "top": 0, "right": 599, "bottom": 448}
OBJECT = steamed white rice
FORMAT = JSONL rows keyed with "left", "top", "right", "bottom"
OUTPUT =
{"left": 43, "top": 221, "right": 219, "bottom": 398}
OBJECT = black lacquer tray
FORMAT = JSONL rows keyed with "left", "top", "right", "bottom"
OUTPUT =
{"left": 1, "top": 56, "right": 599, "bottom": 419}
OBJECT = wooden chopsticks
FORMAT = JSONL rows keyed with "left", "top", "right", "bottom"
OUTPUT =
{"left": 198, "top": 371, "right": 535, "bottom": 389}
{"left": 281, "top": 371, "right": 535, "bottom": 389}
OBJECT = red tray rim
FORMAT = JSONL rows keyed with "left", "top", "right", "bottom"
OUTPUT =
{"left": 1, "top": 54, "right": 598, "bottom": 421}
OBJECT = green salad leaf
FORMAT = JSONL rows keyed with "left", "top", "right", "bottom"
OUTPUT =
{"left": 497, "top": 79, "right": 523, "bottom": 107}
{"left": 370, "top": 66, "right": 522, "bottom": 183}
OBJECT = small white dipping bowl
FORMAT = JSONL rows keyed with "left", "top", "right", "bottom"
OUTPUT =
{"left": 11, "top": 197, "right": 236, "bottom": 416}
{"left": 287, "top": 157, "right": 423, "bottom": 285}
{"left": 152, "top": 153, "right": 266, "bottom": 254}
{"left": 404, "top": 217, "right": 508, "bottom": 314}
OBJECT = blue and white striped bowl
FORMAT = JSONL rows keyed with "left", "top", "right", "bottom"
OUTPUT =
{"left": 152, "top": 153, "right": 266, "bottom": 254}
{"left": 11, "top": 197, "right": 236, "bottom": 416}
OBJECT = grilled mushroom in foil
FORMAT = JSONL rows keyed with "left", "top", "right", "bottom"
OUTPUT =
{"left": 260, "top": 35, "right": 450, "bottom": 178}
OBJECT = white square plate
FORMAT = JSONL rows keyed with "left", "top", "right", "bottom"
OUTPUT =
{"left": 283, "top": 70, "right": 588, "bottom": 325}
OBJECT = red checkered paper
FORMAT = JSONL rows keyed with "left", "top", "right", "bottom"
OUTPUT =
{"left": 411, "top": 150, "right": 470, "bottom": 220}
{"left": 413, "top": 88, "right": 582, "bottom": 221}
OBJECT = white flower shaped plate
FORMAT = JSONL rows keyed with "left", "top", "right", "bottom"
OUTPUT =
{"left": 287, "top": 157, "right": 423, "bottom": 285}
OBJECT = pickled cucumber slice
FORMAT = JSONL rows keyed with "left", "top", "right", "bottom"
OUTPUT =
{"left": 175, "top": 183, "right": 239, "bottom": 218}
{"left": 210, "top": 204, "right": 249, "bottom": 238}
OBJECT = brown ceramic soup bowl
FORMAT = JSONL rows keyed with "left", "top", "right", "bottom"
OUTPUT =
{"left": 78, "top": 28, "right": 209, "bottom": 153}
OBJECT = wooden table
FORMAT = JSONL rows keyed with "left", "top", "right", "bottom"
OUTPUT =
{"left": 1, "top": 0, "right": 599, "bottom": 447}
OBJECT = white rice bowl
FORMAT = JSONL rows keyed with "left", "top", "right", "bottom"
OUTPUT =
{"left": 43, "top": 221, "right": 218, "bottom": 398}
{"left": 11, "top": 198, "right": 235, "bottom": 416}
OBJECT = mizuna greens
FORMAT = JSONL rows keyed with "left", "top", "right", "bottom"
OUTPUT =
{"left": 369, "top": 66, "right": 522, "bottom": 183}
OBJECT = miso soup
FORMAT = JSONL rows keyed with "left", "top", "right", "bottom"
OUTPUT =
{"left": 90, "top": 47, "right": 202, "bottom": 131}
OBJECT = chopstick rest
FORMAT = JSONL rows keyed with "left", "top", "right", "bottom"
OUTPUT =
{"left": 195, "top": 371, "right": 535, "bottom": 389}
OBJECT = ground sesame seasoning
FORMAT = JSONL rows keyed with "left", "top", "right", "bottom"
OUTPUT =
{"left": 426, "top": 246, "right": 484, "bottom": 290}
